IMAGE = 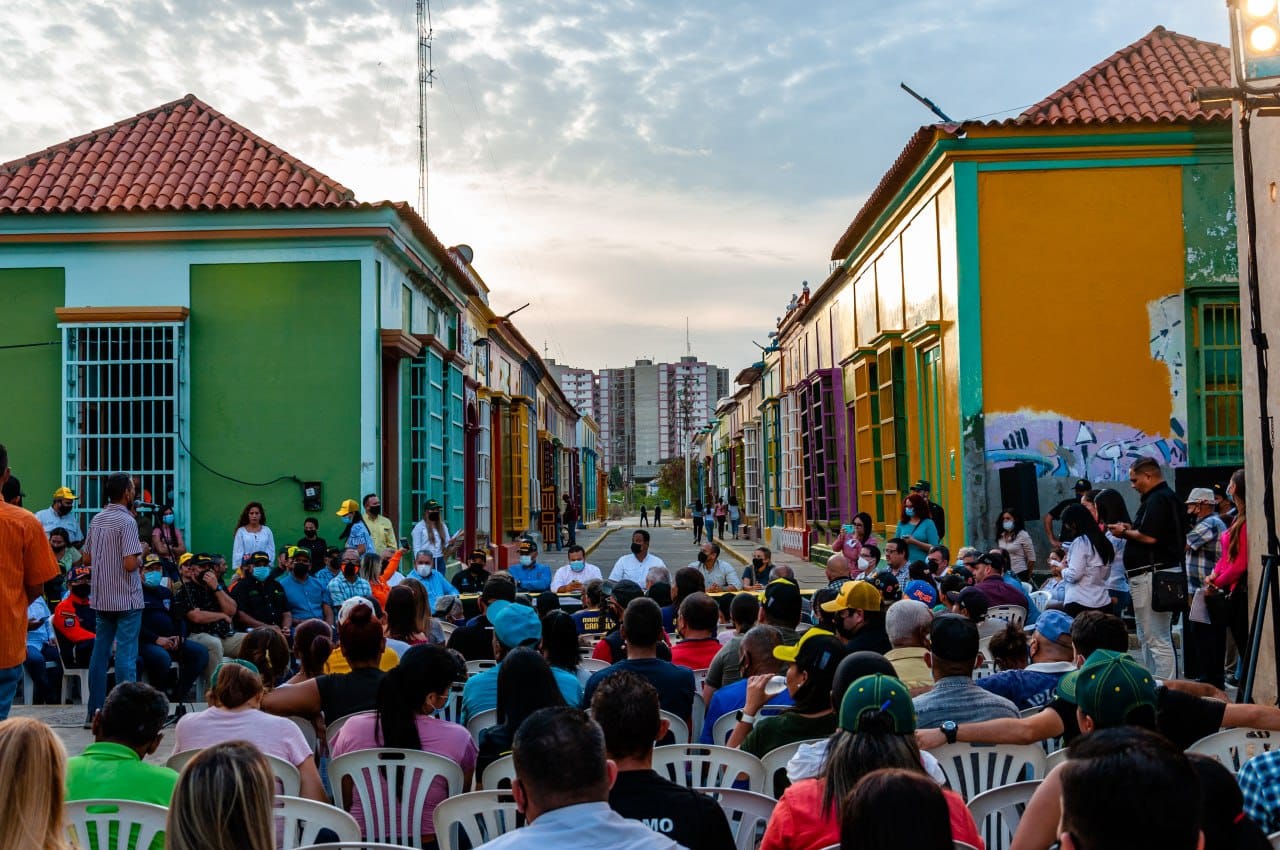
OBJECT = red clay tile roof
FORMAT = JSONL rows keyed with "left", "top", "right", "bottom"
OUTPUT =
{"left": 830, "top": 26, "right": 1231, "bottom": 261}
{"left": 0, "top": 94, "right": 357, "bottom": 214}
{"left": 1012, "top": 26, "right": 1232, "bottom": 127}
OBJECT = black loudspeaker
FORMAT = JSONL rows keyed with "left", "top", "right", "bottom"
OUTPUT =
{"left": 1173, "top": 465, "right": 1238, "bottom": 502}
{"left": 998, "top": 462, "right": 1041, "bottom": 522}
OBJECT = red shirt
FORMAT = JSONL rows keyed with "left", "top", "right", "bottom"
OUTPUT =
{"left": 759, "top": 777, "right": 984, "bottom": 850}
{"left": 670, "top": 637, "right": 722, "bottom": 671}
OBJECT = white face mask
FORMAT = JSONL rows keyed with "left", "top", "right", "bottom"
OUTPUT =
{"left": 1002, "top": 520, "right": 1015, "bottom": 532}
{"left": 416, "top": 562, "right": 433, "bottom": 577}
{"left": 857, "top": 558, "right": 871, "bottom": 570}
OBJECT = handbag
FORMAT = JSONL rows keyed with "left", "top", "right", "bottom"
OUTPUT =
{"left": 1151, "top": 566, "right": 1189, "bottom": 612}
{"left": 1204, "top": 585, "right": 1235, "bottom": 624}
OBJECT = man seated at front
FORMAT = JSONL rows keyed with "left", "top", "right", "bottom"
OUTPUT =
{"left": 699, "top": 625, "right": 792, "bottom": 744}
{"left": 582, "top": 598, "right": 694, "bottom": 735}
{"left": 573, "top": 579, "right": 617, "bottom": 635}
{"left": 66, "top": 681, "right": 178, "bottom": 850}
{"left": 139, "top": 555, "right": 208, "bottom": 704}
{"left": 461, "top": 598, "right": 581, "bottom": 723}
{"left": 610, "top": 529, "right": 666, "bottom": 585}
{"left": 593, "top": 672, "right": 736, "bottom": 850}
{"left": 447, "top": 575, "right": 517, "bottom": 661}
{"left": 977, "top": 610, "right": 1077, "bottom": 711}
{"left": 912, "top": 613, "right": 1018, "bottom": 729}
{"left": 453, "top": 548, "right": 492, "bottom": 594}
{"left": 553, "top": 545, "right": 602, "bottom": 593}
{"left": 509, "top": 540, "right": 552, "bottom": 594}
{"left": 54, "top": 566, "right": 98, "bottom": 669}
{"left": 25, "top": 594, "right": 63, "bottom": 704}
{"left": 230, "top": 551, "right": 291, "bottom": 632}
{"left": 171, "top": 553, "right": 244, "bottom": 673}
{"left": 278, "top": 547, "right": 333, "bottom": 626}
{"left": 692, "top": 542, "right": 741, "bottom": 592}
{"left": 482, "top": 706, "right": 682, "bottom": 850}
{"left": 670, "top": 592, "right": 722, "bottom": 670}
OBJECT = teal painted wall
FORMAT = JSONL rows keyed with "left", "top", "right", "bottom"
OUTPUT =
{"left": 189, "top": 260, "right": 362, "bottom": 555}
{"left": 0, "top": 268, "right": 64, "bottom": 501}
{"left": 1183, "top": 162, "right": 1239, "bottom": 288}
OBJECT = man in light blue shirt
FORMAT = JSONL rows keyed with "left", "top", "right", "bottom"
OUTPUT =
{"left": 402, "top": 548, "right": 456, "bottom": 608}
{"left": 460, "top": 600, "right": 580, "bottom": 723}
{"left": 508, "top": 540, "right": 551, "bottom": 594}
{"left": 479, "top": 706, "right": 681, "bottom": 850}
{"left": 692, "top": 542, "right": 741, "bottom": 591}
{"left": 278, "top": 549, "right": 333, "bottom": 625}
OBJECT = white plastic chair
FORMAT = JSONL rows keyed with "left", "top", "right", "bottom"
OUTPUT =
{"left": 1029, "top": 590, "right": 1051, "bottom": 611}
{"left": 166, "top": 749, "right": 302, "bottom": 796}
{"left": 326, "top": 710, "right": 376, "bottom": 744}
{"left": 956, "top": 843, "right": 982, "bottom": 850}
{"left": 693, "top": 691, "right": 707, "bottom": 743}
{"left": 465, "top": 659, "right": 498, "bottom": 676}
{"left": 709, "top": 705, "right": 788, "bottom": 745}
{"left": 65, "top": 799, "right": 168, "bottom": 850}
{"left": 661, "top": 709, "right": 691, "bottom": 745}
{"left": 328, "top": 748, "right": 465, "bottom": 848}
{"left": 1270, "top": 831, "right": 1280, "bottom": 850}
{"left": 1045, "top": 748, "right": 1069, "bottom": 771}
{"left": 480, "top": 754, "right": 516, "bottom": 790}
{"left": 434, "top": 683, "right": 467, "bottom": 725}
{"left": 578, "top": 657, "right": 610, "bottom": 674}
{"left": 971, "top": 661, "right": 996, "bottom": 680}
{"left": 61, "top": 666, "right": 95, "bottom": 704}
{"left": 275, "top": 795, "right": 362, "bottom": 849}
{"left": 433, "top": 789, "right": 522, "bottom": 850}
{"left": 759, "top": 738, "right": 823, "bottom": 799}
{"left": 931, "top": 742, "right": 1046, "bottom": 801}
{"left": 986, "top": 605, "right": 1027, "bottom": 628}
{"left": 290, "top": 715, "right": 320, "bottom": 752}
{"left": 466, "top": 708, "right": 498, "bottom": 742}
{"left": 695, "top": 787, "right": 776, "bottom": 850}
{"left": 1188, "top": 727, "right": 1280, "bottom": 773}
{"left": 652, "top": 744, "right": 764, "bottom": 792}
{"left": 1019, "top": 706, "right": 1064, "bottom": 755}
{"left": 966, "top": 780, "right": 1042, "bottom": 850}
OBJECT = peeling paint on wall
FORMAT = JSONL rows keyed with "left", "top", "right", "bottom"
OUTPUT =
{"left": 1149, "top": 292, "right": 1188, "bottom": 431}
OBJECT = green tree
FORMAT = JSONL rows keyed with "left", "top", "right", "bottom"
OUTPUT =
{"left": 655, "top": 457, "right": 687, "bottom": 514}
{"left": 608, "top": 466, "right": 624, "bottom": 490}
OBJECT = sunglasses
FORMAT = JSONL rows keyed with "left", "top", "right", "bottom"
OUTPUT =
{"left": 341, "top": 559, "right": 359, "bottom": 566}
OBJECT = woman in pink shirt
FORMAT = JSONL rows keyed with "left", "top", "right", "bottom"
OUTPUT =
{"left": 172, "top": 659, "right": 326, "bottom": 800}
{"left": 833, "top": 512, "right": 877, "bottom": 566}
{"left": 329, "top": 644, "right": 476, "bottom": 843}
{"left": 1205, "top": 469, "right": 1249, "bottom": 678}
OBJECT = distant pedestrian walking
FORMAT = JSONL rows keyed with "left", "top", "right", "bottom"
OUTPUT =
{"left": 703, "top": 503, "right": 716, "bottom": 542}
{"left": 714, "top": 499, "right": 728, "bottom": 540}
{"left": 562, "top": 494, "right": 578, "bottom": 547}
{"left": 639, "top": 505, "right": 649, "bottom": 527}
{"left": 692, "top": 501, "right": 704, "bottom": 544}
{"left": 653, "top": 504, "right": 662, "bottom": 527}
{"left": 728, "top": 497, "right": 741, "bottom": 539}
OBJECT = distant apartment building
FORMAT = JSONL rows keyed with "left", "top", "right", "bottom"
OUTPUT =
{"left": 551, "top": 356, "right": 729, "bottom": 483}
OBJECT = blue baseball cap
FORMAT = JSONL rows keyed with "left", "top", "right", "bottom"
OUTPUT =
{"left": 904, "top": 580, "right": 938, "bottom": 607}
{"left": 491, "top": 600, "right": 542, "bottom": 648}
{"left": 1028, "top": 609, "right": 1074, "bottom": 647}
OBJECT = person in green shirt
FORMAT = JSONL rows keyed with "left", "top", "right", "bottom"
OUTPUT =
{"left": 66, "top": 682, "right": 177, "bottom": 850}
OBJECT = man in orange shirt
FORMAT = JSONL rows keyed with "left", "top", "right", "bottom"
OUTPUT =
{"left": 0, "top": 443, "right": 60, "bottom": 719}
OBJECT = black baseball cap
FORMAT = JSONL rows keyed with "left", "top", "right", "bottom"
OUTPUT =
{"left": 929, "top": 614, "right": 980, "bottom": 663}
{"left": 764, "top": 578, "right": 802, "bottom": 621}
{"left": 945, "top": 586, "right": 990, "bottom": 620}
{"left": 1074, "top": 478, "right": 1092, "bottom": 492}
{"left": 910, "top": 480, "right": 931, "bottom": 493}
{"left": 605, "top": 579, "right": 644, "bottom": 608}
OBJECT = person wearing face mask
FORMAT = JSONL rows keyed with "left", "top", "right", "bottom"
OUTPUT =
{"left": 404, "top": 547, "right": 455, "bottom": 607}
{"left": 610, "top": 529, "right": 667, "bottom": 585}
{"left": 138, "top": 554, "right": 209, "bottom": 704}
{"left": 453, "top": 548, "right": 492, "bottom": 594}
{"left": 411, "top": 499, "right": 456, "bottom": 571}
{"left": 326, "top": 547, "right": 373, "bottom": 607}
{"left": 692, "top": 541, "right": 741, "bottom": 592}
{"left": 510, "top": 540, "right": 552, "bottom": 594}
{"left": 45, "top": 527, "right": 82, "bottom": 604}
{"left": 896, "top": 494, "right": 940, "bottom": 563}
{"left": 853, "top": 544, "right": 882, "bottom": 582}
{"left": 150, "top": 505, "right": 186, "bottom": 562}
{"left": 361, "top": 493, "right": 398, "bottom": 553}
{"left": 278, "top": 548, "right": 334, "bottom": 626}
{"left": 54, "top": 567, "right": 103, "bottom": 670}
{"left": 229, "top": 551, "right": 291, "bottom": 632}
{"left": 171, "top": 553, "right": 243, "bottom": 682}
{"left": 994, "top": 508, "right": 1035, "bottom": 579}
{"left": 552, "top": 544, "right": 602, "bottom": 593}
{"left": 335, "top": 498, "right": 374, "bottom": 557}
{"left": 35, "top": 485, "right": 84, "bottom": 544}
{"left": 742, "top": 546, "right": 774, "bottom": 588}
{"left": 294, "top": 518, "right": 328, "bottom": 574}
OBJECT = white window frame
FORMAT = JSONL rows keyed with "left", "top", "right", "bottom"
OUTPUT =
{"left": 476, "top": 398, "right": 492, "bottom": 542}
{"left": 780, "top": 392, "right": 802, "bottom": 511}
{"left": 743, "top": 423, "right": 760, "bottom": 518}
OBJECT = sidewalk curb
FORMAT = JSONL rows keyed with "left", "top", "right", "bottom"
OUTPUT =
{"left": 583, "top": 526, "right": 619, "bottom": 559}
{"left": 716, "top": 538, "right": 750, "bottom": 565}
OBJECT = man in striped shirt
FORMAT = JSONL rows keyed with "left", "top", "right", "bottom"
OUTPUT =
{"left": 82, "top": 472, "right": 144, "bottom": 725}
{"left": 0, "top": 443, "right": 61, "bottom": 720}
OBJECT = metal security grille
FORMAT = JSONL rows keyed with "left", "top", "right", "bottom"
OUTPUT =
{"left": 1193, "top": 300, "right": 1244, "bottom": 466}
{"left": 409, "top": 351, "right": 445, "bottom": 520}
{"left": 63, "top": 324, "right": 184, "bottom": 526}
{"left": 476, "top": 399, "right": 492, "bottom": 541}
{"left": 444, "top": 365, "right": 466, "bottom": 534}
{"left": 743, "top": 424, "right": 760, "bottom": 519}
{"left": 780, "top": 392, "right": 802, "bottom": 510}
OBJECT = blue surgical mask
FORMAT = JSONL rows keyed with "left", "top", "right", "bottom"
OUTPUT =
{"left": 253, "top": 567, "right": 271, "bottom": 581}
{"left": 1002, "top": 520, "right": 1015, "bottom": 532}
{"left": 519, "top": 555, "right": 533, "bottom": 567}
{"left": 904, "top": 507, "right": 915, "bottom": 518}
{"left": 143, "top": 571, "right": 163, "bottom": 587}
{"left": 570, "top": 560, "right": 585, "bottom": 572}
{"left": 162, "top": 514, "right": 175, "bottom": 525}
{"left": 342, "top": 515, "right": 354, "bottom": 525}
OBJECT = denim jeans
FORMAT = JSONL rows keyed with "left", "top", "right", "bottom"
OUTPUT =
{"left": 88, "top": 608, "right": 143, "bottom": 716}
{"left": 0, "top": 664, "right": 22, "bottom": 721}
{"left": 24, "top": 643, "right": 63, "bottom": 704}
{"left": 138, "top": 639, "right": 210, "bottom": 702}
{"left": 1130, "top": 573, "right": 1176, "bottom": 679}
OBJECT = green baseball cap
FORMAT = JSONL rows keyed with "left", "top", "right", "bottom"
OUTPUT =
{"left": 1057, "top": 649, "right": 1157, "bottom": 729}
{"left": 838, "top": 674, "right": 917, "bottom": 735}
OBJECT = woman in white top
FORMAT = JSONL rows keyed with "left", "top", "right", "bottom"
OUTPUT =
{"left": 172, "top": 659, "right": 326, "bottom": 800}
{"left": 411, "top": 499, "right": 451, "bottom": 571}
{"left": 231, "top": 502, "right": 275, "bottom": 570}
{"left": 994, "top": 508, "right": 1036, "bottom": 577}
{"left": 1059, "top": 503, "right": 1115, "bottom": 615}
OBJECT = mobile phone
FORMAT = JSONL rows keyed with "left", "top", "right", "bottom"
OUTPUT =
{"left": 399, "top": 536, "right": 411, "bottom": 550}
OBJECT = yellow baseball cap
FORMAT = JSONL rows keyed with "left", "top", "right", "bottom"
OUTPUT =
{"left": 773, "top": 627, "right": 838, "bottom": 664}
{"left": 53, "top": 487, "right": 77, "bottom": 500}
{"left": 336, "top": 498, "right": 361, "bottom": 517}
{"left": 178, "top": 553, "right": 194, "bottom": 567}
{"left": 820, "top": 579, "right": 883, "bottom": 613}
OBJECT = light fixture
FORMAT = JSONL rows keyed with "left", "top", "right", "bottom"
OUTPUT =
{"left": 1235, "top": 0, "right": 1280, "bottom": 83}
{"left": 472, "top": 337, "right": 490, "bottom": 348}
{"left": 1247, "top": 0, "right": 1277, "bottom": 18}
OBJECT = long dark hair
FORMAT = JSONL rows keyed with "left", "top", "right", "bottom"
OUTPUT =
{"left": 374, "top": 645, "right": 457, "bottom": 750}
{"left": 338, "top": 510, "right": 366, "bottom": 542}
{"left": 1227, "top": 468, "right": 1247, "bottom": 561}
{"left": 495, "top": 647, "right": 565, "bottom": 731}
{"left": 901, "top": 493, "right": 930, "bottom": 525}
{"left": 821, "top": 718, "right": 926, "bottom": 813}
{"left": 840, "top": 768, "right": 953, "bottom": 850}
{"left": 1093, "top": 488, "right": 1133, "bottom": 526}
{"left": 385, "top": 586, "right": 422, "bottom": 642}
{"left": 996, "top": 507, "right": 1025, "bottom": 541}
{"left": 421, "top": 501, "right": 447, "bottom": 547}
{"left": 540, "top": 610, "right": 580, "bottom": 672}
{"left": 293, "top": 619, "right": 332, "bottom": 679}
{"left": 157, "top": 504, "right": 180, "bottom": 546}
{"left": 791, "top": 638, "right": 846, "bottom": 715}
{"left": 1061, "top": 503, "right": 1114, "bottom": 565}
{"left": 236, "top": 501, "right": 266, "bottom": 532}
{"left": 854, "top": 512, "right": 874, "bottom": 544}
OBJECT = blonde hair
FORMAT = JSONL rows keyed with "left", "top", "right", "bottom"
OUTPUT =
{"left": 0, "top": 717, "right": 69, "bottom": 850}
{"left": 166, "top": 742, "right": 274, "bottom": 850}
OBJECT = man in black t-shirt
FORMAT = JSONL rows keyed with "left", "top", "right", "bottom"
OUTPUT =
{"left": 582, "top": 598, "right": 693, "bottom": 730}
{"left": 447, "top": 575, "right": 515, "bottom": 661}
{"left": 1041, "top": 478, "right": 1090, "bottom": 547}
{"left": 229, "top": 552, "right": 290, "bottom": 631}
{"left": 593, "top": 670, "right": 735, "bottom": 850}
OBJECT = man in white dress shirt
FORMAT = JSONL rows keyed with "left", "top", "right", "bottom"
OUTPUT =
{"left": 552, "top": 545, "right": 603, "bottom": 593}
{"left": 609, "top": 529, "right": 666, "bottom": 585}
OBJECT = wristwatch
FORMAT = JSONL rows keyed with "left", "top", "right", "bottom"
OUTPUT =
{"left": 738, "top": 711, "right": 758, "bottom": 726}
{"left": 942, "top": 720, "right": 958, "bottom": 744}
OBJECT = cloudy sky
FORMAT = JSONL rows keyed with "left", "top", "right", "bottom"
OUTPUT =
{"left": 2, "top": 0, "right": 1226, "bottom": 373}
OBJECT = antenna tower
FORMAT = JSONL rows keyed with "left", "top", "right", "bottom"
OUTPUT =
{"left": 416, "top": 0, "right": 436, "bottom": 221}
{"left": 686, "top": 317, "right": 691, "bottom": 356}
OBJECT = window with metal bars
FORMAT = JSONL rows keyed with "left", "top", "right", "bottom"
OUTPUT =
{"left": 504, "top": 404, "right": 530, "bottom": 535}
{"left": 780, "top": 391, "right": 803, "bottom": 510}
{"left": 876, "top": 343, "right": 909, "bottom": 528}
{"left": 762, "top": 401, "right": 780, "bottom": 524}
{"left": 802, "top": 370, "right": 843, "bottom": 523}
{"left": 476, "top": 399, "right": 492, "bottom": 541}
{"left": 743, "top": 424, "right": 760, "bottom": 518}
{"left": 1189, "top": 298, "right": 1244, "bottom": 466}
{"left": 409, "top": 351, "right": 447, "bottom": 521}
{"left": 63, "top": 324, "right": 185, "bottom": 529}
{"left": 444, "top": 365, "right": 466, "bottom": 533}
